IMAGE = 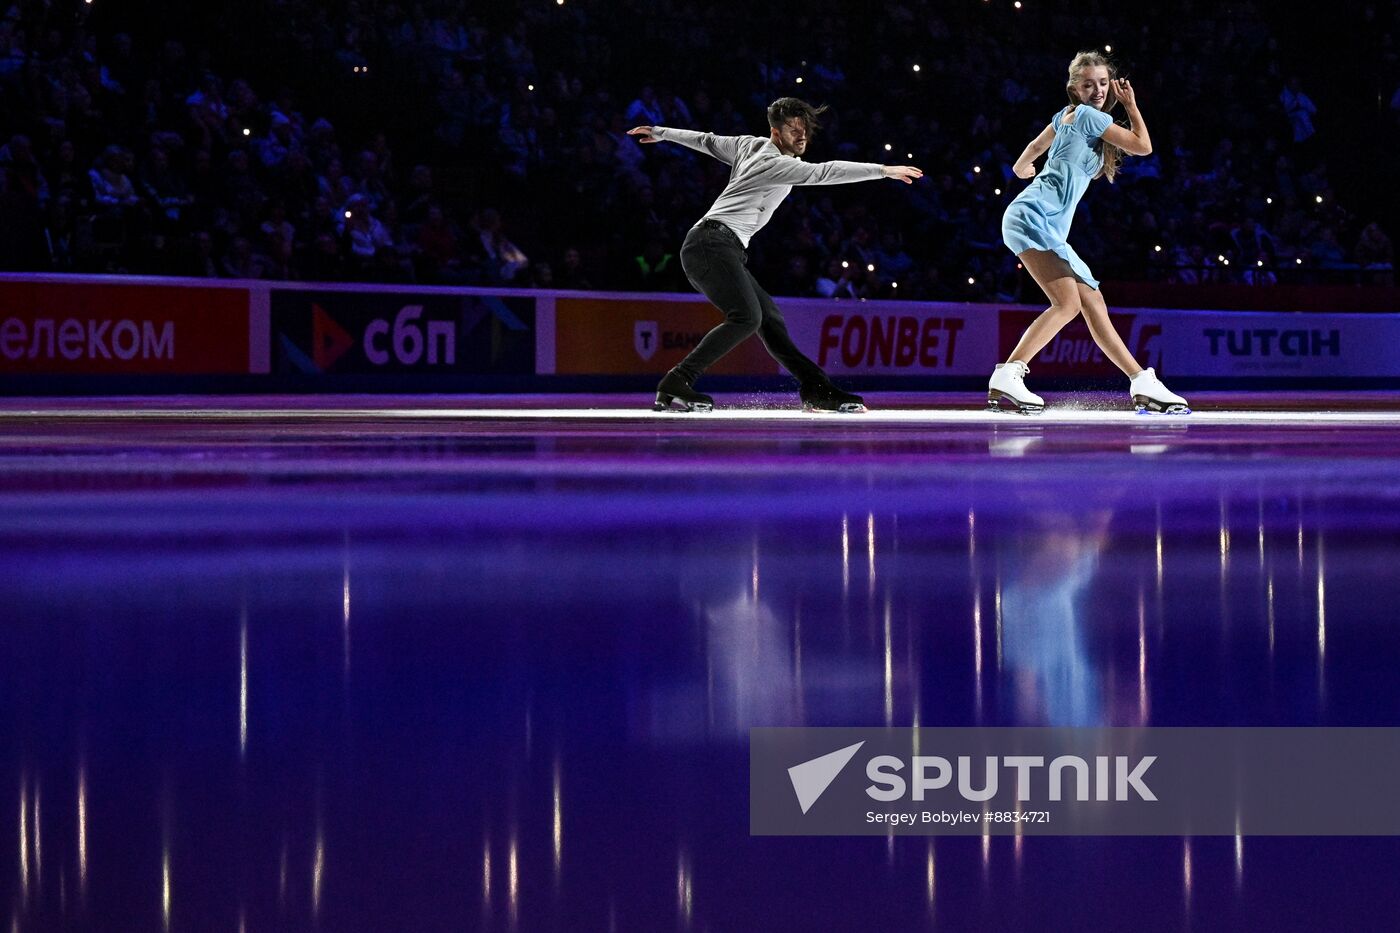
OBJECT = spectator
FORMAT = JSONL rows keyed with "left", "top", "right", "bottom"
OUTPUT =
{"left": 0, "top": 135, "right": 49, "bottom": 208}
{"left": 871, "top": 232, "right": 915, "bottom": 284}
{"left": 1354, "top": 222, "right": 1394, "bottom": 268}
{"left": 1308, "top": 228, "right": 1350, "bottom": 270}
{"left": 140, "top": 147, "right": 194, "bottom": 226}
{"left": 815, "top": 257, "right": 861, "bottom": 299}
{"left": 255, "top": 113, "right": 296, "bottom": 169}
{"left": 1243, "top": 253, "right": 1278, "bottom": 287}
{"left": 556, "top": 246, "right": 594, "bottom": 290}
{"left": 628, "top": 237, "right": 685, "bottom": 292}
{"left": 416, "top": 204, "right": 461, "bottom": 279}
{"left": 1280, "top": 76, "right": 1318, "bottom": 158}
{"left": 771, "top": 254, "right": 814, "bottom": 297}
{"left": 1354, "top": 222, "right": 1394, "bottom": 285}
{"left": 625, "top": 86, "right": 666, "bottom": 127}
{"left": 220, "top": 235, "right": 269, "bottom": 279}
{"left": 469, "top": 208, "right": 528, "bottom": 283}
{"left": 529, "top": 261, "right": 554, "bottom": 288}
{"left": 339, "top": 195, "right": 394, "bottom": 267}
{"left": 89, "top": 145, "right": 140, "bottom": 210}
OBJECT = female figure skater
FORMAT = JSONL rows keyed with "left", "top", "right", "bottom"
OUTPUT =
{"left": 991, "top": 51, "right": 1189, "bottom": 414}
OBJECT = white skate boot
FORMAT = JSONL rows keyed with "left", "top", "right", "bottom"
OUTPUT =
{"left": 1130, "top": 368, "right": 1190, "bottom": 414}
{"left": 987, "top": 360, "right": 1044, "bottom": 414}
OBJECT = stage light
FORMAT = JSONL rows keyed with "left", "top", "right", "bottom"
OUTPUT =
{"left": 1266, "top": 197, "right": 1273, "bottom": 204}
{"left": 1223, "top": 259, "right": 1230, "bottom": 266}
{"left": 884, "top": 143, "right": 892, "bottom": 151}
{"left": 796, "top": 77, "right": 804, "bottom": 85}
{"left": 1014, "top": 1, "right": 1023, "bottom": 8}
{"left": 892, "top": 282, "right": 899, "bottom": 289}
{"left": 1257, "top": 260, "right": 1264, "bottom": 267}
{"left": 907, "top": 153, "right": 914, "bottom": 159}
{"left": 344, "top": 210, "right": 352, "bottom": 218}
{"left": 1154, "top": 245, "right": 1162, "bottom": 252}
{"left": 967, "top": 277, "right": 976, "bottom": 285}
{"left": 1218, "top": 255, "right": 1225, "bottom": 262}
{"left": 242, "top": 128, "right": 251, "bottom": 136}
{"left": 527, "top": 84, "right": 534, "bottom": 91}
{"left": 973, "top": 165, "right": 981, "bottom": 173}
{"left": 841, "top": 261, "right": 849, "bottom": 269}
{"left": 1296, "top": 258, "right": 1303, "bottom": 264}
{"left": 913, "top": 65, "right": 921, "bottom": 73}
{"left": 1105, "top": 45, "right": 1113, "bottom": 52}
{"left": 994, "top": 188, "right": 1001, "bottom": 195}
{"left": 1315, "top": 195, "right": 1323, "bottom": 203}
{"left": 867, "top": 264, "right": 875, "bottom": 272}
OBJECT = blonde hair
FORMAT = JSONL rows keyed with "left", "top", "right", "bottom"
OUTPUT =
{"left": 1065, "top": 50, "right": 1125, "bottom": 183}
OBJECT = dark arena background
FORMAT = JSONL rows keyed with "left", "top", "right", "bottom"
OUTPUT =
{"left": 3, "top": 1, "right": 1400, "bottom": 930}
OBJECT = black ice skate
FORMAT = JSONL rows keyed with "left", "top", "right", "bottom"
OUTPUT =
{"left": 654, "top": 369, "right": 714, "bottom": 412}
{"left": 800, "top": 381, "right": 866, "bottom": 413}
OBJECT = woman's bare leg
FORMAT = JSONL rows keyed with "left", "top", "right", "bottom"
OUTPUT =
{"left": 1006, "top": 250, "right": 1083, "bottom": 364}
{"left": 1076, "top": 281, "right": 1142, "bottom": 377}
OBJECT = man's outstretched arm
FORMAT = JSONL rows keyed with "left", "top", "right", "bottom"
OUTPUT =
{"left": 757, "top": 157, "right": 924, "bottom": 187}
{"left": 628, "top": 126, "right": 745, "bottom": 165}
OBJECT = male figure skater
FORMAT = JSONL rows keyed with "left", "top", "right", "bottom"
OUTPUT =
{"left": 629, "top": 98, "right": 922, "bottom": 412}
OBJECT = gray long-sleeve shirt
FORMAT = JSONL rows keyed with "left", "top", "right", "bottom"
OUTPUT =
{"left": 650, "top": 126, "right": 886, "bottom": 247}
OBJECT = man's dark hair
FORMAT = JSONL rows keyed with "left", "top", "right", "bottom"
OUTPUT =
{"left": 767, "top": 97, "right": 829, "bottom": 133}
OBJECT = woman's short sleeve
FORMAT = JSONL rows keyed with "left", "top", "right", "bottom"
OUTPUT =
{"left": 1076, "top": 106, "right": 1114, "bottom": 139}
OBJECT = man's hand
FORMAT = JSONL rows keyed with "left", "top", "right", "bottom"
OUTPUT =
{"left": 882, "top": 165, "right": 924, "bottom": 184}
{"left": 627, "top": 126, "right": 660, "bottom": 144}
{"left": 1013, "top": 162, "right": 1036, "bottom": 179}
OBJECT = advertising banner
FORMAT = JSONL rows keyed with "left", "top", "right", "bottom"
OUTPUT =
{"left": 782, "top": 300, "right": 998, "bottom": 376}
{"left": 270, "top": 288, "right": 534, "bottom": 376}
{"left": 5, "top": 275, "right": 1399, "bottom": 385}
{"left": 1151, "top": 309, "right": 1384, "bottom": 378}
{"left": 548, "top": 296, "right": 779, "bottom": 375}
{"left": 999, "top": 306, "right": 1400, "bottom": 379}
{"left": 548, "top": 296, "right": 999, "bottom": 377}
{"left": 0, "top": 280, "right": 251, "bottom": 374}
{"left": 998, "top": 309, "right": 1163, "bottom": 377}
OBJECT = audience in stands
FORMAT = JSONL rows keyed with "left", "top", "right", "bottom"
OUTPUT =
{"left": 0, "top": 0, "right": 1394, "bottom": 298}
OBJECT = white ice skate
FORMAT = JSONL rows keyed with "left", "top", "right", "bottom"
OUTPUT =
{"left": 1130, "top": 368, "right": 1190, "bottom": 414}
{"left": 987, "top": 361, "right": 1044, "bottom": 414}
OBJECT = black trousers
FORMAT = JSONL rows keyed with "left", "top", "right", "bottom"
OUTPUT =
{"left": 673, "top": 220, "right": 827, "bottom": 386}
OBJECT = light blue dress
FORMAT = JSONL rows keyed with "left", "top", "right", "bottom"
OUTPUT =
{"left": 1002, "top": 104, "right": 1114, "bottom": 289}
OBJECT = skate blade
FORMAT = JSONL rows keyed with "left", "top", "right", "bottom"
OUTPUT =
{"left": 1133, "top": 396, "right": 1191, "bottom": 415}
{"left": 986, "top": 392, "right": 1044, "bottom": 415}
{"left": 653, "top": 393, "right": 713, "bottom": 413}
{"left": 804, "top": 402, "right": 866, "bottom": 414}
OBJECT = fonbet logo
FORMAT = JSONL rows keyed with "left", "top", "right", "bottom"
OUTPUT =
{"left": 789, "top": 746, "right": 1158, "bottom": 813}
